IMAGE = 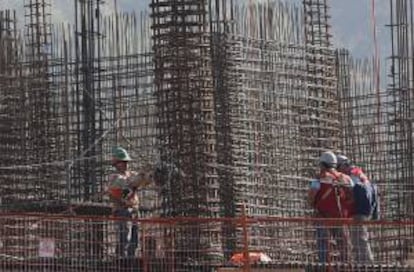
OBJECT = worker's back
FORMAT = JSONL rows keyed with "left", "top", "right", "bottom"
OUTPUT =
{"left": 312, "top": 169, "right": 354, "bottom": 218}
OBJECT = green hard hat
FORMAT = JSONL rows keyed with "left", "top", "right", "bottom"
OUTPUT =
{"left": 112, "top": 146, "right": 132, "bottom": 162}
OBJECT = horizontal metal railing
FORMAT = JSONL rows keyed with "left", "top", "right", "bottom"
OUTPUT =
{"left": 0, "top": 212, "right": 412, "bottom": 271}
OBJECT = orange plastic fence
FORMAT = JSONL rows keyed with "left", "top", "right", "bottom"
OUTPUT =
{"left": 0, "top": 212, "right": 412, "bottom": 272}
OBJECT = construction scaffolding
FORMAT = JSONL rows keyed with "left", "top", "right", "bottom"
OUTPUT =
{"left": 0, "top": 0, "right": 413, "bottom": 270}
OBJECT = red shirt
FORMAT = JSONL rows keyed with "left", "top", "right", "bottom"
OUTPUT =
{"left": 350, "top": 166, "right": 369, "bottom": 183}
{"left": 313, "top": 169, "right": 355, "bottom": 218}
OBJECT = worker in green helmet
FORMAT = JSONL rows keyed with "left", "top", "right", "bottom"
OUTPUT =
{"left": 107, "top": 146, "right": 153, "bottom": 257}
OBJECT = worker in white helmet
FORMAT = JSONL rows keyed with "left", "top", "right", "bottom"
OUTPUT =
{"left": 336, "top": 154, "right": 375, "bottom": 263}
{"left": 308, "top": 151, "right": 354, "bottom": 265}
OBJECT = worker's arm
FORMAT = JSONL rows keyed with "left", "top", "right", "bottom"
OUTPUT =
{"left": 127, "top": 169, "right": 154, "bottom": 189}
{"left": 308, "top": 179, "right": 320, "bottom": 207}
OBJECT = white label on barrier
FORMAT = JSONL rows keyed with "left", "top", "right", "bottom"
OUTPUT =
{"left": 39, "top": 238, "right": 55, "bottom": 258}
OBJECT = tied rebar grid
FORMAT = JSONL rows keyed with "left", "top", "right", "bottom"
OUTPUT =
{"left": 50, "top": 0, "right": 154, "bottom": 203}
{"left": 0, "top": 10, "right": 23, "bottom": 205}
{"left": 0, "top": 1, "right": 158, "bottom": 210}
{"left": 21, "top": 0, "right": 66, "bottom": 203}
{"left": 71, "top": 0, "right": 105, "bottom": 201}
{"left": 50, "top": 8, "right": 157, "bottom": 204}
{"left": 215, "top": 2, "right": 308, "bottom": 256}
{"left": 151, "top": 0, "right": 222, "bottom": 261}
{"left": 151, "top": 0, "right": 215, "bottom": 216}
{"left": 209, "top": 7, "right": 235, "bottom": 260}
{"left": 224, "top": 37, "right": 311, "bottom": 255}
{"left": 336, "top": 50, "right": 391, "bottom": 206}
{"left": 0, "top": 0, "right": 413, "bottom": 268}
{"left": 1, "top": 1, "right": 65, "bottom": 207}
{"left": 389, "top": 0, "right": 414, "bottom": 220}
{"left": 336, "top": 49, "right": 407, "bottom": 263}
{"left": 388, "top": 0, "right": 414, "bottom": 261}
{"left": 302, "top": 0, "right": 339, "bottom": 176}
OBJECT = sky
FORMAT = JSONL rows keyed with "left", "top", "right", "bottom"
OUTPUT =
{"left": 0, "top": 0, "right": 390, "bottom": 70}
{"left": 330, "top": 0, "right": 389, "bottom": 59}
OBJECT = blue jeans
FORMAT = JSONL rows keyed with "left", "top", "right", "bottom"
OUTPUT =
{"left": 114, "top": 209, "right": 138, "bottom": 257}
{"left": 316, "top": 224, "right": 350, "bottom": 264}
{"left": 316, "top": 226, "right": 328, "bottom": 263}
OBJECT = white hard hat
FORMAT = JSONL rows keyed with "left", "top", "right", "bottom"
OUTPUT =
{"left": 319, "top": 151, "right": 337, "bottom": 168}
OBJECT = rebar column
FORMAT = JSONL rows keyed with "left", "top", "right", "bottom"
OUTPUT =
{"left": 388, "top": 0, "right": 414, "bottom": 263}
{"left": 302, "top": 0, "right": 339, "bottom": 175}
{"left": 23, "top": 0, "right": 64, "bottom": 202}
{"left": 0, "top": 10, "right": 23, "bottom": 206}
{"left": 73, "top": 0, "right": 104, "bottom": 201}
{"left": 151, "top": 0, "right": 220, "bottom": 263}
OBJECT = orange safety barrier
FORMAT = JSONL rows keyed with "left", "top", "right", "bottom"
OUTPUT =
{"left": 0, "top": 212, "right": 413, "bottom": 272}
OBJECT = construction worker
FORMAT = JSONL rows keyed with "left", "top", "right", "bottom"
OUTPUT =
{"left": 308, "top": 151, "right": 354, "bottom": 266}
{"left": 107, "top": 146, "right": 152, "bottom": 257}
{"left": 336, "top": 154, "right": 374, "bottom": 263}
